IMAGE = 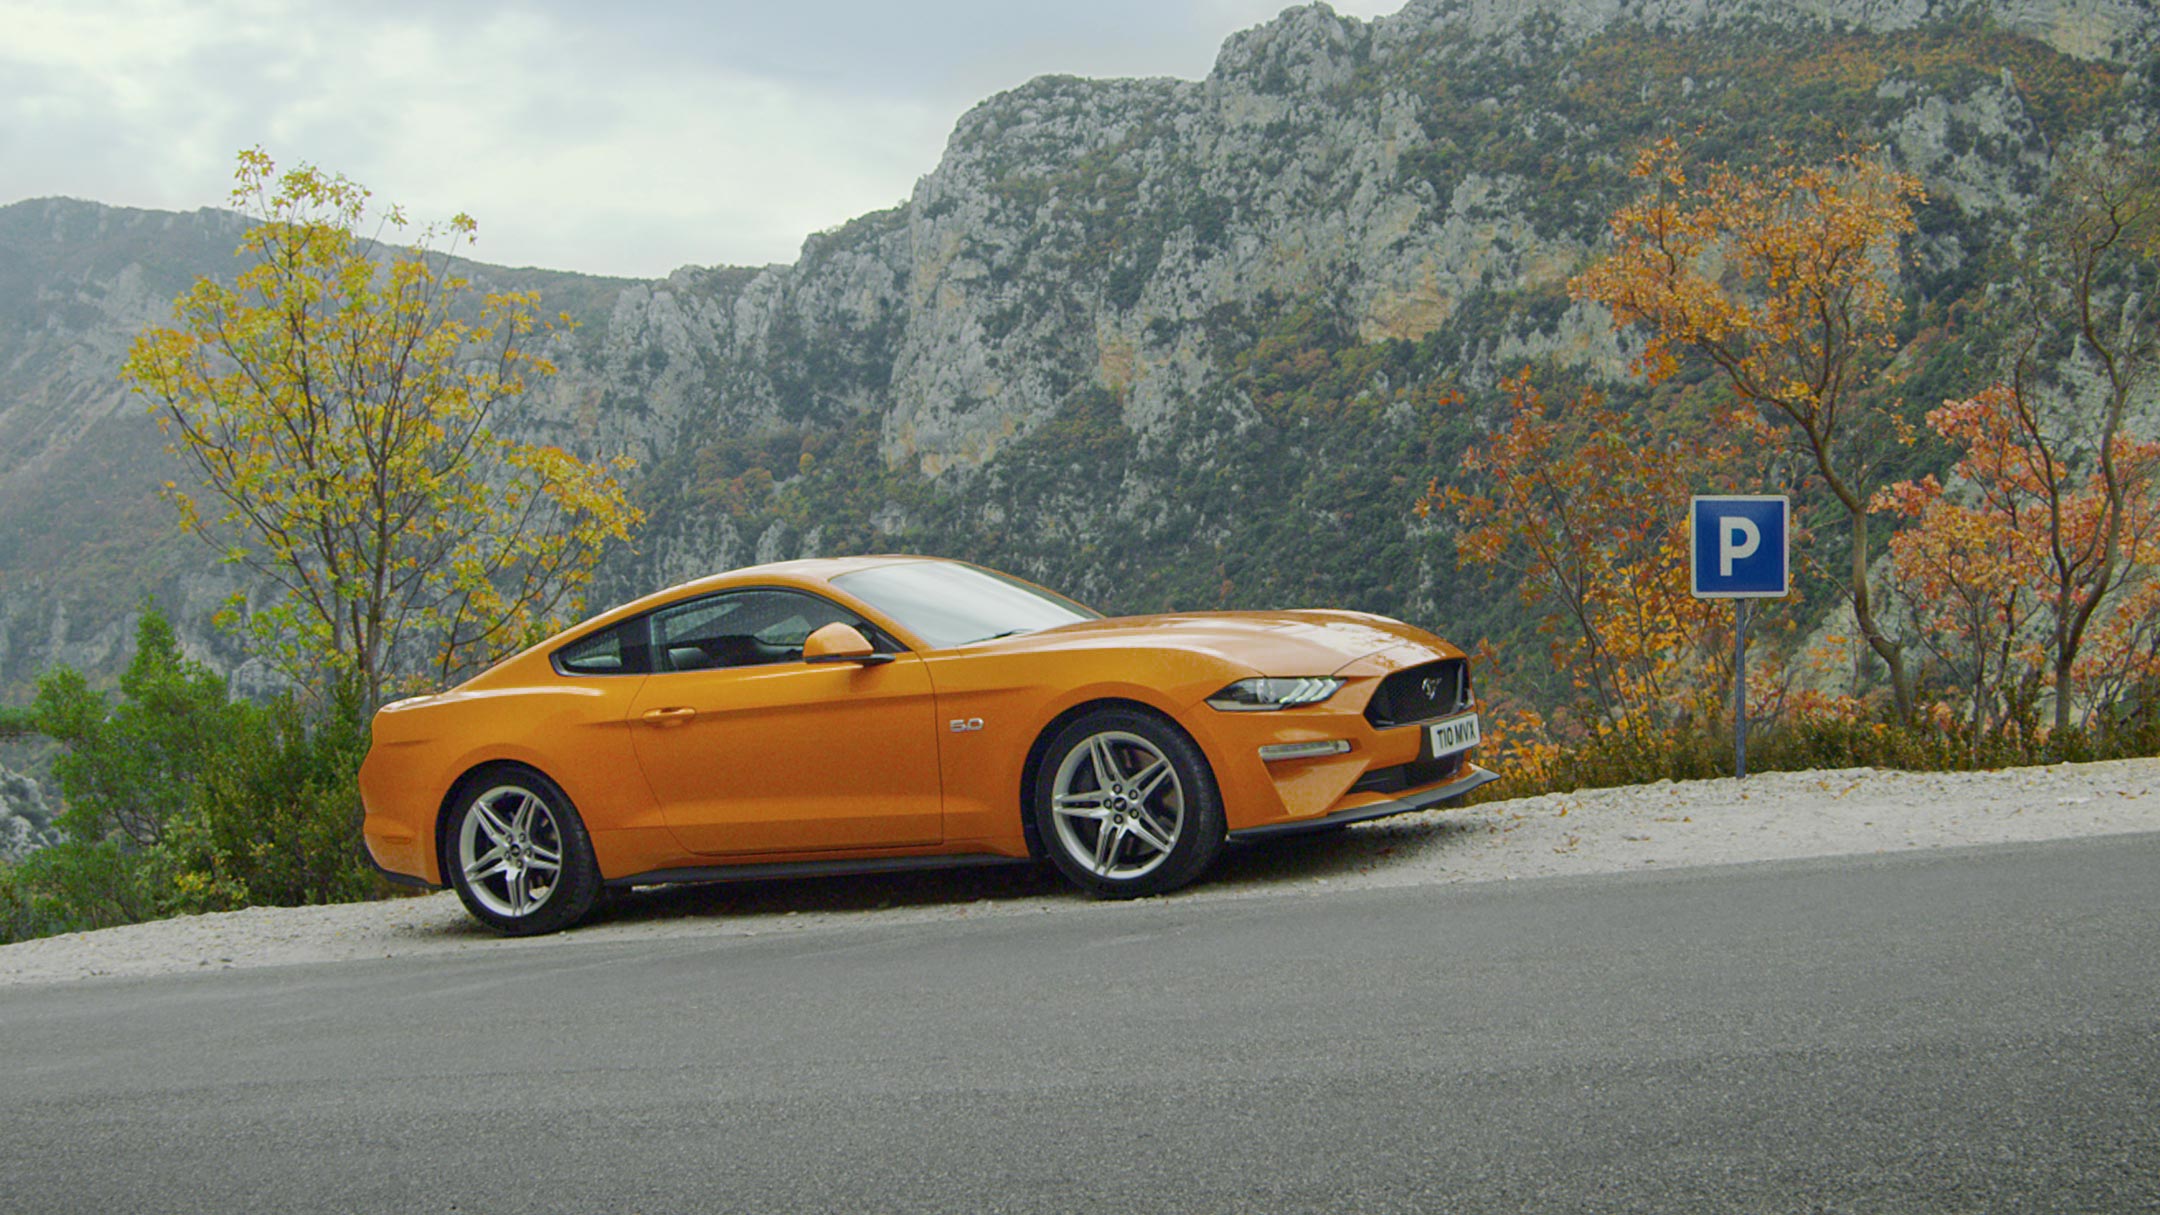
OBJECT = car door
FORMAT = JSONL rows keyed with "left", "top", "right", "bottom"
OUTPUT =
{"left": 626, "top": 588, "right": 943, "bottom": 855}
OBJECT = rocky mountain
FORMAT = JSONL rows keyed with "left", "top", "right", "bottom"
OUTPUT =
{"left": 2, "top": 0, "right": 2155, "bottom": 708}
{"left": 0, "top": 761, "right": 57, "bottom": 862}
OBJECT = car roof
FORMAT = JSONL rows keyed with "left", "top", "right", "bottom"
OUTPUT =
{"left": 658, "top": 554, "right": 935, "bottom": 597}
{"left": 583, "top": 554, "right": 948, "bottom": 629}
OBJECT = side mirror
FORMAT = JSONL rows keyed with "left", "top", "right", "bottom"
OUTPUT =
{"left": 803, "top": 622, "right": 894, "bottom": 665}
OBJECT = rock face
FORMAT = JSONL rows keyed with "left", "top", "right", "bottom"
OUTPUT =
{"left": 0, "top": 764, "right": 57, "bottom": 863}
{"left": 1401, "top": 0, "right": 2155, "bottom": 61}
{"left": 2, "top": 0, "right": 2155, "bottom": 693}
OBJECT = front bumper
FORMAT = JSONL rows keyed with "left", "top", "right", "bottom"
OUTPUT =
{"left": 1187, "top": 644, "right": 1494, "bottom": 833}
{"left": 1226, "top": 763, "right": 1499, "bottom": 840}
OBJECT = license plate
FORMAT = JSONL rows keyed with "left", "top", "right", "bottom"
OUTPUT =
{"left": 1427, "top": 713, "right": 1481, "bottom": 759}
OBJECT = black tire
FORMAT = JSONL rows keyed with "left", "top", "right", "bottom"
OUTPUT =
{"left": 1032, "top": 708, "right": 1226, "bottom": 898}
{"left": 441, "top": 765, "right": 602, "bottom": 936}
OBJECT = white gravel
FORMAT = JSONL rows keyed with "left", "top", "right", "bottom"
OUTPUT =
{"left": 5, "top": 757, "right": 2158, "bottom": 988}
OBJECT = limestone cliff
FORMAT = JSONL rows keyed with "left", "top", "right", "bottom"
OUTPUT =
{"left": 1, "top": 0, "right": 2153, "bottom": 699}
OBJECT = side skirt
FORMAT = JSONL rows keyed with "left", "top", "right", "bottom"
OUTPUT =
{"left": 606, "top": 852, "right": 1036, "bottom": 889}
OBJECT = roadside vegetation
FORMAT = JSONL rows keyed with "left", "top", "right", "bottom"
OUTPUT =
{"left": 0, "top": 612, "right": 371, "bottom": 941}
{"left": 1449, "top": 135, "right": 2160, "bottom": 801}
{"left": 1, "top": 153, "right": 640, "bottom": 944}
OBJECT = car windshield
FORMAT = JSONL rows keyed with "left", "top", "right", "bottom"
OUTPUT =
{"left": 833, "top": 561, "right": 1099, "bottom": 648}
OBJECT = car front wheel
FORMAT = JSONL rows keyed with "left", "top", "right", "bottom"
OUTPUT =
{"left": 1034, "top": 708, "right": 1225, "bottom": 898}
{"left": 444, "top": 766, "right": 601, "bottom": 936}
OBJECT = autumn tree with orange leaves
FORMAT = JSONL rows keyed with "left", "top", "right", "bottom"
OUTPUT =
{"left": 1985, "top": 140, "right": 2160, "bottom": 733}
{"left": 1875, "top": 140, "right": 2160, "bottom": 741}
{"left": 1877, "top": 385, "right": 2160, "bottom": 740}
{"left": 1872, "top": 392, "right": 2047, "bottom": 743}
{"left": 1571, "top": 140, "right": 1926, "bottom": 719}
{"left": 1431, "top": 371, "right": 1762, "bottom": 748}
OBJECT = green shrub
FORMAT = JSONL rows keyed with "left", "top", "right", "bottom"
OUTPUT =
{"left": 0, "top": 610, "right": 382, "bottom": 944}
{"left": 0, "top": 838, "right": 183, "bottom": 941}
{"left": 168, "top": 688, "right": 375, "bottom": 910}
{"left": 32, "top": 611, "right": 243, "bottom": 851}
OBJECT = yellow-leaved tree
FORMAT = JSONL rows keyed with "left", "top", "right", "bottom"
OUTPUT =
{"left": 122, "top": 150, "right": 642, "bottom": 708}
{"left": 1571, "top": 140, "right": 1925, "bottom": 718}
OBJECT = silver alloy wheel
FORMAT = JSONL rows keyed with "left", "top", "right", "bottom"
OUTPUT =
{"left": 1048, "top": 730, "right": 1185, "bottom": 881}
{"left": 457, "top": 784, "right": 566, "bottom": 919}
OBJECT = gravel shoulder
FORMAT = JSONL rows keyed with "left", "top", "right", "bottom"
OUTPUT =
{"left": 5, "top": 757, "right": 2158, "bottom": 987}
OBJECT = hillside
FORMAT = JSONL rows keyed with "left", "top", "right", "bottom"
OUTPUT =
{"left": 2, "top": 0, "right": 2155, "bottom": 704}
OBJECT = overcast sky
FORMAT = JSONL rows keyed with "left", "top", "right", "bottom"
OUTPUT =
{"left": 1, "top": 0, "right": 1408, "bottom": 278}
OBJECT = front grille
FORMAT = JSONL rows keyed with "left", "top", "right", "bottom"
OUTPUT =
{"left": 1351, "top": 752, "right": 1465, "bottom": 795}
{"left": 1364, "top": 658, "right": 1473, "bottom": 729}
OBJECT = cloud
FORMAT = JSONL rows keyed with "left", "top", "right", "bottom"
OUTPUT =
{"left": 0, "top": 0, "right": 1410, "bottom": 276}
{"left": 1, "top": 0, "right": 949, "bottom": 272}
{"left": 234, "top": 6, "right": 951, "bottom": 272}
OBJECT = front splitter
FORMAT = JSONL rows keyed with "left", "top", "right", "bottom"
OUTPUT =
{"left": 1227, "top": 764, "right": 1500, "bottom": 841}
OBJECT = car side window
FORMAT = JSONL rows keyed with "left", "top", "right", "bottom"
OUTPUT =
{"left": 650, "top": 590, "right": 874, "bottom": 673}
{"left": 553, "top": 620, "right": 650, "bottom": 676}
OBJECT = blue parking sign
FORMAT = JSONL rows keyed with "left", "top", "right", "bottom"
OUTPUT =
{"left": 1691, "top": 496, "right": 1789, "bottom": 599}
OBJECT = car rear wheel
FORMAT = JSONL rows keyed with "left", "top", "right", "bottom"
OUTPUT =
{"left": 444, "top": 766, "right": 601, "bottom": 936}
{"left": 1034, "top": 708, "right": 1225, "bottom": 898}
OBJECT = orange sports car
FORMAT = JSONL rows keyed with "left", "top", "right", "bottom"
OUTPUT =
{"left": 359, "top": 556, "right": 1496, "bottom": 934}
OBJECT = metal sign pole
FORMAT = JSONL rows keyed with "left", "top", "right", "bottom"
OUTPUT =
{"left": 1734, "top": 598, "right": 1750, "bottom": 780}
{"left": 1692, "top": 494, "right": 1785, "bottom": 782}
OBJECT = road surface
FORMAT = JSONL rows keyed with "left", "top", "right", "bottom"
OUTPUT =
{"left": 4, "top": 833, "right": 2156, "bottom": 1213}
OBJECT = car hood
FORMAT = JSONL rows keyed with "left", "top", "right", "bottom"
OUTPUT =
{"left": 960, "top": 609, "right": 1458, "bottom": 675}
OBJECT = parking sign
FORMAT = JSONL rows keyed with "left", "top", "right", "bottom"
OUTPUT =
{"left": 1691, "top": 496, "right": 1789, "bottom": 599}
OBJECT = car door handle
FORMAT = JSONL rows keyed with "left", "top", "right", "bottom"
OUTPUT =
{"left": 640, "top": 707, "right": 697, "bottom": 726}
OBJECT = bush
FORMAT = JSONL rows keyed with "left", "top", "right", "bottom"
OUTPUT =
{"left": 1475, "top": 692, "right": 2160, "bottom": 805}
{"left": 169, "top": 688, "right": 376, "bottom": 910}
{"left": 0, "top": 609, "right": 382, "bottom": 945}
{"left": 0, "top": 837, "right": 183, "bottom": 942}
{"left": 33, "top": 612, "right": 243, "bottom": 851}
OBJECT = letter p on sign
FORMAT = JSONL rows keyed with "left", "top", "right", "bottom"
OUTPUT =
{"left": 1720, "top": 516, "right": 1760, "bottom": 577}
{"left": 1692, "top": 496, "right": 1789, "bottom": 599}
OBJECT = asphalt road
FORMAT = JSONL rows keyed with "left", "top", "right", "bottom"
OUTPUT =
{"left": 4, "top": 834, "right": 2157, "bottom": 1214}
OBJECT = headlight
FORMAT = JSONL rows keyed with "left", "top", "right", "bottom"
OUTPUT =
{"left": 1206, "top": 677, "right": 1344, "bottom": 711}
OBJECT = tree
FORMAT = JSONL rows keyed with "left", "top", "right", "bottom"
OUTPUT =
{"left": 1985, "top": 139, "right": 2160, "bottom": 733}
{"left": 1432, "top": 370, "right": 1755, "bottom": 739}
{"left": 1871, "top": 397, "right": 2047, "bottom": 745}
{"left": 0, "top": 708, "right": 34, "bottom": 742}
{"left": 168, "top": 684, "right": 379, "bottom": 910}
{"left": 31, "top": 611, "right": 244, "bottom": 851}
{"left": 1571, "top": 140, "right": 1926, "bottom": 717}
{"left": 1879, "top": 382, "right": 2160, "bottom": 737}
{"left": 122, "top": 150, "right": 641, "bottom": 707}
{"left": 4, "top": 611, "right": 246, "bottom": 936}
